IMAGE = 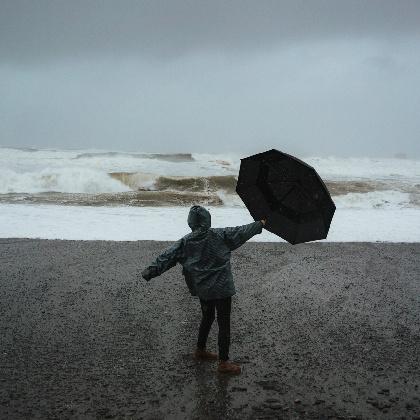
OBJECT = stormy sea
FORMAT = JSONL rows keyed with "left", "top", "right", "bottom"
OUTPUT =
{"left": 1, "top": 146, "right": 419, "bottom": 241}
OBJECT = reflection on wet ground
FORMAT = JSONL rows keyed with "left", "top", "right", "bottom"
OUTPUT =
{"left": 191, "top": 362, "right": 233, "bottom": 419}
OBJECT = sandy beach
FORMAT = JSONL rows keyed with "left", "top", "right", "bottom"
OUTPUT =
{"left": 1, "top": 239, "right": 419, "bottom": 419}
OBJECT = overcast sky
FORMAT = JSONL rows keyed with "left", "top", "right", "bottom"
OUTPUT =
{"left": 1, "top": 0, "right": 419, "bottom": 157}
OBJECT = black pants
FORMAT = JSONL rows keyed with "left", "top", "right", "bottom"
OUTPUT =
{"left": 197, "top": 296, "right": 232, "bottom": 361}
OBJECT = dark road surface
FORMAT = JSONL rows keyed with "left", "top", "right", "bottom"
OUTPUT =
{"left": 1, "top": 239, "right": 419, "bottom": 419}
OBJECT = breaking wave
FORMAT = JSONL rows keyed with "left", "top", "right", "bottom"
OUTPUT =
{"left": 74, "top": 152, "right": 194, "bottom": 162}
{"left": 1, "top": 168, "right": 419, "bottom": 209}
{"left": 0, "top": 168, "right": 130, "bottom": 194}
{"left": 1, "top": 147, "right": 419, "bottom": 209}
{"left": 109, "top": 172, "right": 237, "bottom": 194}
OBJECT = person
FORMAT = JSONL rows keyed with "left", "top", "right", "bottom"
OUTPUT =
{"left": 141, "top": 204, "right": 266, "bottom": 375}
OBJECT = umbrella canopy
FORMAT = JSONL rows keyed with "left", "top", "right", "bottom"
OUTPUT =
{"left": 236, "top": 149, "right": 336, "bottom": 244}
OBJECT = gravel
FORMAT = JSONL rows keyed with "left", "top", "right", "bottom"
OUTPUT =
{"left": 1, "top": 239, "right": 419, "bottom": 419}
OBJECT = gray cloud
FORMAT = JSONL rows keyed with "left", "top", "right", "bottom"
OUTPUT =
{"left": 1, "top": 0, "right": 420, "bottom": 63}
{"left": 0, "top": 1, "right": 419, "bottom": 157}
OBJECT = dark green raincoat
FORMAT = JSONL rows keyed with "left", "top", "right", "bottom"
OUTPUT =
{"left": 141, "top": 205, "right": 263, "bottom": 300}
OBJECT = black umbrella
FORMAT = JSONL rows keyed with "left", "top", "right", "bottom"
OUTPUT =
{"left": 236, "top": 149, "right": 336, "bottom": 244}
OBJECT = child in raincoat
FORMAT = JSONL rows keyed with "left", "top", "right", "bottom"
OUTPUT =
{"left": 141, "top": 204, "right": 266, "bottom": 374}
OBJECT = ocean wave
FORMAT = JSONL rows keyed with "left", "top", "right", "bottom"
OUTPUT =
{"left": 110, "top": 172, "right": 420, "bottom": 202}
{"left": 334, "top": 190, "right": 413, "bottom": 209}
{"left": 0, "top": 168, "right": 130, "bottom": 194}
{"left": 74, "top": 152, "right": 194, "bottom": 162}
{"left": 1, "top": 189, "right": 418, "bottom": 210}
{"left": 1, "top": 166, "right": 419, "bottom": 209}
{"left": 4, "top": 147, "right": 40, "bottom": 152}
{"left": 324, "top": 180, "right": 420, "bottom": 196}
{"left": 0, "top": 191, "right": 223, "bottom": 207}
{"left": 109, "top": 172, "right": 238, "bottom": 194}
{"left": 1, "top": 147, "right": 420, "bottom": 210}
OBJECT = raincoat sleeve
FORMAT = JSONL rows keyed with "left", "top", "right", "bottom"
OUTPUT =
{"left": 141, "top": 239, "right": 184, "bottom": 281}
{"left": 221, "top": 220, "right": 263, "bottom": 251}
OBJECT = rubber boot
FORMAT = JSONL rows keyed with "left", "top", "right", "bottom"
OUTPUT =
{"left": 217, "top": 360, "right": 241, "bottom": 374}
{"left": 193, "top": 348, "right": 218, "bottom": 361}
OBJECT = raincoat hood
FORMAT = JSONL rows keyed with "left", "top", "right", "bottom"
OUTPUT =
{"left": 188, "top": 205, "right": 211, "bottom": 231}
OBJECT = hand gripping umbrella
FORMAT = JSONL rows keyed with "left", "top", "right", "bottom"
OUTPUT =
{"left": 236, "top": 149, "right": 336, "bottom": 244}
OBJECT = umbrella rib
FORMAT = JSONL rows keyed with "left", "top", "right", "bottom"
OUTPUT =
{"left": 277, "top": 184, "right": 295, "bottom": 205}
{"left": 264, "top": 160, "right": 296, "bottom": 206}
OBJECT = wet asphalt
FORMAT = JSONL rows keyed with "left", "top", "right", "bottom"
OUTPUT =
{"left": 0, "top": 239, "right": 419, "bottom": 419}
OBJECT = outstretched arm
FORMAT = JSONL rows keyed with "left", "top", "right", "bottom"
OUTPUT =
{"left": 221, "top": 219, "right": 265, "bottom": 251}
{"left": 141, "top": 239, "right": 183, "bottom": 281}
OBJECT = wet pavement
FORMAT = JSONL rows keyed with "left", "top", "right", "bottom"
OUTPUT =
{"left": 0, "top": 239, "right": 419, "bottom": 419}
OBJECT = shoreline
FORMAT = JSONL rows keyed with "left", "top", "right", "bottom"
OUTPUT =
{"left": 1, "top": 240, "right": 419, "bottom": 419}
{"left": 1, "top": 238, "right": 420, "bottom": 243}
{"left": 1, "top": 204, "right": 420, "bottom": 242}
